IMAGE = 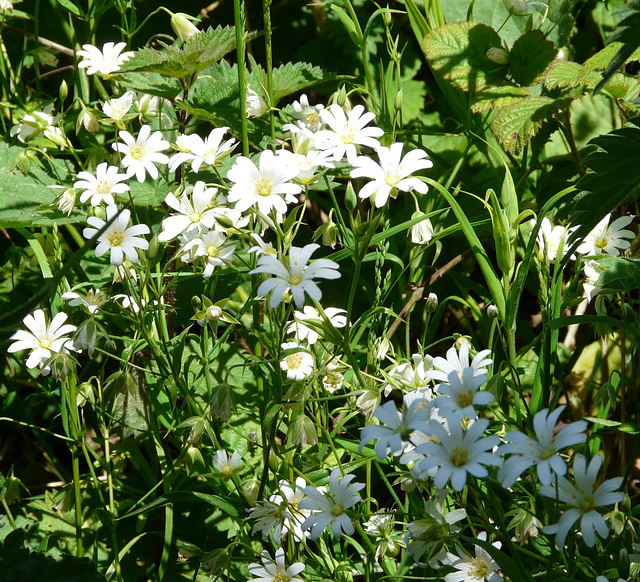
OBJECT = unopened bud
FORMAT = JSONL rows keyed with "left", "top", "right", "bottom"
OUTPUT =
{"left": 59, "top": 80, "right": 68, "bottom": 101}
{"left": 345, "top": 181, "right": 358, "bottom": 212}
{"left": 426, "top": 292, "right": 438, "bottom": 312}
{"left": 486, "top": 47, "right": 508, "bottom": 65}
{"left": 16, "top": 151, "right": 32, "bottom": 174}
{"left": 191, "top": 295, "right": 202, "bottom": 311}
{"left": 78, "top": 108, "right": 100, "bottom": 134}
{"left": 620, "top": 548, "right": 630, "bottom": 580}
{"left": 410, "top": 212, "right": 434, "bottom": 245}
{"left": 44, "top": 128, "right": 67, "bottom": 149}
{"left": 394, "top": 88, "right": 404, "bottom": 112}
{"left": 333, "top": 85, "right": 349, "bottom": 109}
{"left": 214, "top": 213, "right": 235, "bottom": 230}
{"left": 171, "top": 12, "right": 200, "bottom": 42}
{"left": 146, "top": 234, "right": 159, "bottom": 260}
{"left": 487, "top": 304, "right": 500, "bottom": 319}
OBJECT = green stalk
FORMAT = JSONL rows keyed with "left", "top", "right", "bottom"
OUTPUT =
{"left": 262, "top": 0, "right": 275, "bottom": 141}
{"left": 233, "top": 0, "right": 249, "bottom": 156}
{"left": 65, "top": 375, "right": 84, "bottom": 556}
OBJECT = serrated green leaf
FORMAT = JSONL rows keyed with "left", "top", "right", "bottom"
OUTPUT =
{"left": 421, "top": 22, "right": 506, "bottom": 92}
{"left": 470, "top": 83, "right": 530, "bottom": 112}
{"left": 509, "top": 30, "right": 557, "bottom": 87}
{"left": 271, "top": 61, "right": 335, "bottom": 102}
{"left": 595, "top": 0, "right": 640, "bottom": 93}
{"left": 120, "top": 26, "right": 237, "bottom": 80}
{"left": 592, "top": 255, "right": 640, "bottom": 295}
{"left": 571, "top": 117, "right": 640, "bottom": 236}
{"left": 0, "top": 143, "right": 85, "bottom": 227}
{"left": 544, "top": 61, "right": 592, "bottom": 90}
{"left": 118, "top": 72, "right": 181, "bottom": 100}
{"left": 490, "top": 96, "right": 563, "bottom": 154}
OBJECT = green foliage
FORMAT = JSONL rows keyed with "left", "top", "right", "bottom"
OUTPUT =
{"left": 571, "top": 117, "right": 640, "bottom": 235}
{"left": 119, "top": 26, "right": 237, "bottom": 81}
{"left": 490, "top": 96, "right": 565, "bottom": 155}
{"left": 421, "top": 22, "right": 507, "bottom": 92}
{"left": 595, "top": 255, "right": 640, "bottom": 295}
{"left": 0, "top": 530, "right": 106, "bottom": 581}
{"left": 509, "top": 30, "right": 556, "bottom": 87}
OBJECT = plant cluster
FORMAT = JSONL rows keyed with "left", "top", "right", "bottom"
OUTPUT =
{"left": 0, "top": 1, "right": 639, "bottom": 581}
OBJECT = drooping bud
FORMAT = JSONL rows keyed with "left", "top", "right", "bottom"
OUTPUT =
{"left": 486, "top": 47, "right": 508, "bottom": 65}
{"left": 171, "top": 12, "right": 200, "bottom": 42}
{"left": 426, "top": 292, "right": 439, "bottom": 313}
{"left": 410, "top": 212, "right": 434, "bottom": 245}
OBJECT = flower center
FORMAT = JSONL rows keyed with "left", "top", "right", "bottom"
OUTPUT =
{"left": 594, "top": 236, "right": 608, "bottom": 249}
{"left": 285, "top": 353, "right": 304, "bottom": 370}
{"left": 273, "top": 574, "right": 290, "bottom": 582}
{"left": 38, "top": 338, "right": 52, "bottom": 350}
{"left": 457, "top": 389, "right": 474, "bottom": 408}
{"left": 256, "top": 177, "right": 273, "bottom": 197}
{"left": 538, "top": 445, "right": 555, "bottom": 460}
{"left": 306, "top": 112, "right": 320, "bottom": 126}
{"left": 384, "top": 173, "right": 401, "bottom": 187}
{"left": 469, "top": 559, "right": 490, "bottom": 579}
{"left": 341, "top": 128, "right": 355, "bottom": 144}
{"left": 130, "top": 146, "right": 144, "bottom": 160}
{"left": 96, "top": 180, "right": 110, "bottom": 194}
{"left": 331, "top": 503, "right": 345, "bottom": 517}
{"left": 577, "top": 495, "right": 596, "bottom": 513}
{"left": 206, "top": 245, "right": 219, "bottom": 258}
{"left": 450, "top": 446, "right": 469, "bottom": 467}
{"left": 189, "top": 211, "right": 202, "bottom": 223}
{"left": 288, "top": 275, "right": 303, "bottom": 286}
{"left": 108, "top": 229, "right": 125, "bottom": 247}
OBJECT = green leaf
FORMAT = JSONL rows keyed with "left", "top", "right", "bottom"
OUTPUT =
{"left": 571, "top": 117, "right": 640, "bottom": 237}
{"left": 53, "top": 0, "right": 81, "bottom": 16}
{"left": 0, "top": 143, "right": 84, "bottom": 227}
{"left": 117, "top": 72, "right": 182, "bottom": 100}
{"left": 490, "top": 96, "right": 563, "bottom": 155}
{"left": 470, "top": 83, "right": 530, "bottom": 112}
{"left": 120, "top": 26, "right": 237, "bottom": 80}
{"left": 509, "top": 30, "right": 557, "bottom": 87}
{"left": 421, "top": 22, "right": 507, "bottom": 92}
{"left": 544, "top": 61, "right": 588, "bottom": 90}
{"left": 192, "top": 492, "right": 239, "bottom": 517}
{"left": 271, "top": 61, "right": 336, "bottom": 103}
{"left": 591, "top": 255, "right": 640, "bottom": 296}
{"left": 595, "top": 0, "right": 640, "bottom": 93}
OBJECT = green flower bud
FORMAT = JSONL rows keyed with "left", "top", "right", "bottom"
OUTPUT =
{"left": 345, "top": 181, "right": 358, "bottom": 212}
{"left": 59, "top": 80, "right": 68, "bottom": 101}
{"left": 171, "top": 12, "right": 200, "bottom": 42}
{"left": 394, "top": 88, "right": 404, "bottom": 113}
{"left": 486, "top": 47, "right": 508, "bottom": 65}
{"left": 146, "top": 234, "right": 159, "bottom": 260}
{"left": 426, "top": 292, "right": 438, "bottom": 312}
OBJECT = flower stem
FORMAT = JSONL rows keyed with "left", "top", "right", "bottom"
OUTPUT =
{"left": 233, "top": 0, "right": 249, "bottom": 156}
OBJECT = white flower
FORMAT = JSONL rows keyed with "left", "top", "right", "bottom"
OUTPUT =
{"left": 385, "top": 353, "right": 434, "bottom": 396}
{"left": 432, "top": 369, "right": 494, "bottom": 420}
{"left": 286, "top": 305, "right": 347, "bottom": 344}
{"left": 248, "top": 548, "right": 304, "bottom": 582}
{"left": 227, "top": 150, "right": 302, "bottom": 216}
{"left": 10, "top": 104, "right": 58, "bottom": 143}
{"left": 212, "top": 449, "right": 242, "bottom": 477}
{"left": 583, "top": 259, "right": 604, "bottom": 302}
{"left": 498, "top": 406, "right": 587, "bottom": 487}
{"left": 170, "top": 12, "right": 200, "bottom": 42}
{"left": 426, "top": 342, "right": 493, "bottom": 384}
{"left": 278, "top": 149, "right": 334, "bottom": 185}
{"left": 113, "top": 124, "right": 170, "bottom": 182}
{"left": 168, "top": 127, "right": 236, "bottom": 173}
{"left": 76, "top": 42, "right": 134, "bottom": 76}
{"left": 113, "top": 293, "right": 145, "bottom": 313}
{"left": 411, "top": 213, "right": 435, "bottom": 245}
{"left": 445, "top": 532, "right": 503, "bottom": 582}
{"left": 158, "top": 182, "right": 221, "bottom": 241}
{"left": 316, "top": 104, "right": 384, "bottom": 162}
{"left": 406, "top": 492, "right": 467, "bottom": 567}
{"left": 535, "top": 217, "right": 573, "bottom": 261}
{"left": 61, "top": 288, "right": 108, "bottom": 314}
{"left": 300, "top": 469, "right": 364, "bottom": 539}
{"left": 360, "top": 399, "right": 430, "bottom": 459}
{"left": 179, "top": 230, "right": 235, "bottom": 278}
{"left": 291, "top": 94, "right": 325, "bottom": 131}
{"left": 83, "top": 204, "right": 150, "bottom": 265}
{"left": 246, "top": 86, "right": 268, "bottom": 117}
{"left": 102, "top": 91, "right": 134, "bottom": 124}
{"left": 250, "top": 243, "right": 341, "bottom": 308}
{"left": 249, "top": 477, "right": 310, "bottom": 543}
{"left": 350, "top": 143, "right": 432, "bottom": 208}
{"left": 415, "top": 417, "right": 501, "bottom": 491}
{"left": 74, "top": 162, "right": 130, "bottom": 206}
{"left": 280, "top": 342, "right": 314, "bottom": 380}
{"left": 0, "top": 0, "right": 15, "bottom": 11}
{"left": 8, "top": 309, "right": 77, "bottom": 373}
{"left": 248, "top": 233, "right": 278, "bottom": 257}
{"left": 541, "top": 454, "right": 624, "bottom": 547}
{"left": 577, "top": 214, "right": 634, "bottom": 257}
{"left": 56, "top": 188, "right": 76, "bottom": 216}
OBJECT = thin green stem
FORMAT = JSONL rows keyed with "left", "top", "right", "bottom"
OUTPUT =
{"left": 262, "top": 0, "right": 275, "bottom": 141}
{"left": 233, "top": 0, "right": 249, "bottom": 156}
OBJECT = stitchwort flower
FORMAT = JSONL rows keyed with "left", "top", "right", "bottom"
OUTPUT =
{"left": 83, "top": 204, "right": 150, "bottom": 266}
{"left": 300, "top": 469, "right": 364, "bottom": 539}
{"left": 250, "top": 243, "right": 340, "bottom": 308}
{"left": 247, "top": 548, "right": 304, "bottom": 582}
{"left": 113, "top": 124, "right": 170, "bottom": 182}
{"left": 74, "top": 162, "right": 130, "bottom": 207}
{"left": 76, "top": 42, "right": 134, "bottom": 76}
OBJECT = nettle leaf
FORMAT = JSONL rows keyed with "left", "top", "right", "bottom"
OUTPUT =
{"left": 596, "top": 0, "right": 640, "bottom": 92}
{"left": 120, "top": 26, "right": 237, "bottom": 80}
{"left": 471, "top": 83, "right": 530, "bottom": 112}
{"left": 271, "top": 61, "right": 335, "bottom": 102}
{"left": 544, "top": 61, "right": 586, "bottom": 90}
{"left": 490, "top": 96, "right": 564, "bottom": 154}
{"left": 421, "top": 22, "right": 507, "bottom": 92}
{"left": 509, "top": 30, "right": 557, "bottom": 87}
{"left": 0, "top": 143, "right": 84, "bottom": 227}
{"left": 595, "top": 255, "right": 640, "bottom": 295}
{"left": 118, "top": 71, "right": 182, "bottom": 100}
{"left": 571, "top": 117, "right": 640, "bottom": 236}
